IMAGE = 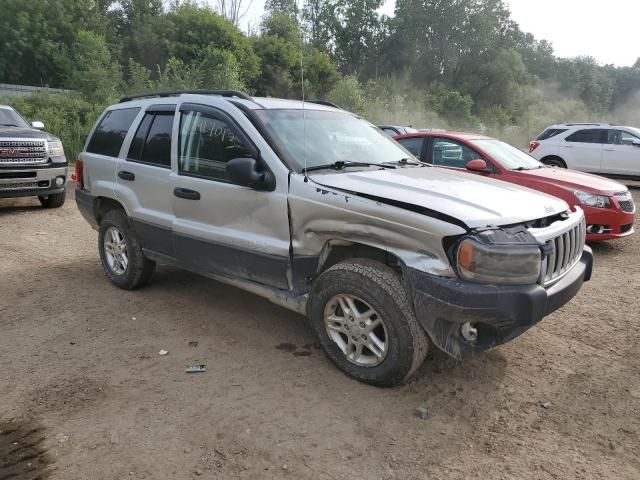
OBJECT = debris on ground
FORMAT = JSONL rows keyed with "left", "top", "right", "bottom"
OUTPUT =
{"left": 185, "top": 364, "right": 207, "bottom": 373}
{"left": 414, "top": 406, "right": 429, "bottom": 419}
{"left": 158, "top": 350, "right": 169, "bottom": 356}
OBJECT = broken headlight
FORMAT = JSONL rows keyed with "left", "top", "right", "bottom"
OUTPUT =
{"left": 455, "top": 228, "right": 541, "bottom": 285}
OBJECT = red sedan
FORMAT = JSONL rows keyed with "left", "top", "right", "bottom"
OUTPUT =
{"left": 394, "top": 131, "right": 636, "bottom": 241}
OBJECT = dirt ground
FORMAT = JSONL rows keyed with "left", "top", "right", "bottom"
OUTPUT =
{"left": 1, "top": 186, "right": 639, "bottom": 480}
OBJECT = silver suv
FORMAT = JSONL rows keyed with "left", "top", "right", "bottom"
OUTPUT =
{"left": 75, "top": 91, "right": 593, "bottom": 386}
{"left": 0, "top": 105, "right": 67, "bottom": 207}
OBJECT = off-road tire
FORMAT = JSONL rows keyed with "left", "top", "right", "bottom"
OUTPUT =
{"left": 307, "top": 259, "right": 429, "bottom": 387}
{"left": 38, "top": 191, "right": 66, "bottom": 208}
{"left": 98, "top": 209, "right": 155, "bottom": 290}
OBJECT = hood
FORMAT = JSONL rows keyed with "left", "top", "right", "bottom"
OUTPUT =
{"left": 520, "top": 167, "right": 627, "bottom": 195}
{"left": 311, "top": 166, "right": 569, "bottom": 229}
{"left": 0, "top": 126, "right": 53, "bottom": 140}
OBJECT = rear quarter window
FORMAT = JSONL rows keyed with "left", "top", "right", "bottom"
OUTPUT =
{"left": 87, "top": 108, "right": 140, "bottom": 157}
{"left": 536, "top": 128, "right": 568, "bottom": 141}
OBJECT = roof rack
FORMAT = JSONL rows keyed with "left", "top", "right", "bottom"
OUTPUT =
{"left": 305, "top": 100, "right": 341, "bottom": 109}
{"left": 119, "top": 90, "right": 253, "bottom": 103}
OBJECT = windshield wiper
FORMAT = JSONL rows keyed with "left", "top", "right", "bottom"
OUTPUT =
{"left": 0, "top": 123, "right": 19, "bottom": 127}
{"left": 384, "top": 157, "right": 424, "bottom": 166}
{"left": 303, "top": 161, "right": 395, "bottom": 173}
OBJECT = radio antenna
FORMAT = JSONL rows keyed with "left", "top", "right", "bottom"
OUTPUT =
{"left": 297, "top": 0, "right": 308, "bottom": 180}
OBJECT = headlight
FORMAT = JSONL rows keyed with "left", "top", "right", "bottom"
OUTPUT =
{"left": 574, "top": 190, "right": 610, "bottom": 208}
{"left": 47, "top": 140, "right": 65, "bottom": 159}
{"left": 456, "top": 229, "right": 541, "bottom": 285}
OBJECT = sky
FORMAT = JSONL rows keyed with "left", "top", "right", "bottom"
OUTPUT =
{"left": 238, "top": 0, "right": 640, "bottom": 67}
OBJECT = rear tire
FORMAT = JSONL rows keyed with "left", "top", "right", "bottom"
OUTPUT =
{"left": 307, "top": 259, "right": 429, "bottom": 387}
{"left": 98, "top": 209, "right": 155, "bottom": 290}
{"left": 542, "top": 157, "right": 566, "bottom": 168}
{"left": 38, "top": 191, "right": 66, "bottom": 208}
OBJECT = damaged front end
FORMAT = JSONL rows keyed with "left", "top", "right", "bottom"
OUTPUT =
{"left": 404, "top": 210, "right": 593, "bottom": 360}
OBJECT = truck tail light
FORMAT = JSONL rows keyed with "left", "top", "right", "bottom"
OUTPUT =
{"left": 529, "top": 141, "right": 540, "bottom": 153}
{"left": 74, "top": 160, "right": 84, "bottom": 189}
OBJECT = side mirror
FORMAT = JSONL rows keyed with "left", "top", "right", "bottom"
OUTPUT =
{"left": 226, "top": 157, "right": 275, "bottom": 191}
{"left": 466, "top": 159, "right": 489, "bottom": 172}
{"left": 32, "top": 121, "right": 45, "bottom": 130}
{"left": 632, "top": 139, "right": 640, "bottom": 147}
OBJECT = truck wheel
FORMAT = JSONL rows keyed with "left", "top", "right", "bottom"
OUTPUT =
{"left": 308, "top": 259, "right": 428, "bottom": 387}
{"left": 98, "top": 209, "right": 155, "bottom": 290}
{"left": 38, "top": 191, "right": 66, "bottom": 208}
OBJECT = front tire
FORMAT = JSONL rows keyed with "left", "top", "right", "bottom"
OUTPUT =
{"left": 38, "top": 191, "right": 66, "bottom": 208}
{"left": 308, "top": 259, "right": 428, "bottom": 387}
{"left": 98, "top": 209, "right": 155, "bottom": 290}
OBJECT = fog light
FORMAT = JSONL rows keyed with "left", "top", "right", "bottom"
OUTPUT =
{"left": 461, "top": 322, "right": 478, "bottom": 342}
{"left": 55, "top": 176, "right": 65, "bottom": 187}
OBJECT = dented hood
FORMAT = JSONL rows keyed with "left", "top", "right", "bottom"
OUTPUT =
{"left": 312, "top": 166, "right": 569, "bottom": 229}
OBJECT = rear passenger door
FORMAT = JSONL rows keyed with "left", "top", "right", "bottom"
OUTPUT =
{"left": 115, "top": 105, "right": 176, "bottom": 257}
{"left": 562, "top": 128, "right": 606, "bottom": 172}
{"left": 170, "top": 102, "right": 291, "bottom": 289}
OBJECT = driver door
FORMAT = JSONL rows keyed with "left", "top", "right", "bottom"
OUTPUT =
{"left": 602, "top": 129, "right": 640, "bottom": 177}
{"left": 170, "top": 102, "right": 291, "bottom": 289}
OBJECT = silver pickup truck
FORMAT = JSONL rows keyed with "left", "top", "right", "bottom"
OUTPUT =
{"left": 0, "top": 105, "right": 67, "bottom": 207}
{"left": 75, "top": 91, "right": 593, "bottom": 387}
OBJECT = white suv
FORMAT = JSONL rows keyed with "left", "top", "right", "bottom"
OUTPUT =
{"left": 530, "top": 123, "right": 640, "bottom": 179}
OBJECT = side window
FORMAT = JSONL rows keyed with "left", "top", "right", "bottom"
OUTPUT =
{"left": 607, "top": 129, "right": 640, "bottom": 145}
{"left": 87, "top": 108, "right": 140, "bottom": 157}
{"left": 381, "top": 128, "right": 397, "bottom": 137}
{"left": 178, "top": 110, "right": 253, "bottom": 181}
{"left": 127, "top": 112, "right": 174, "bottom": 168}
{"left": 565, "top": 129, "right": 606, "bottom": 144}
{"left": 536, "top": 128, "right": 568, "bottom": 140}
{"left": 397, "top": 137, "right": 425, "bottom": 159}
{"left": 431, "top": 139, "right": 480, "bottom": 168}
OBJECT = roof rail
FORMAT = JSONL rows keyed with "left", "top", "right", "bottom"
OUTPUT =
{"left": 305, "top": 100, "right": 341, "bottom": 109}
{"left": 563, "top": 122, "right": 609, "bottom": 126}
{"left": 119, "top": 90, "right": 253, "bottom": 103}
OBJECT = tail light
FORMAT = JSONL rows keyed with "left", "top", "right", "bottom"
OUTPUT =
{"left": 74, "top": 160, "right": 84, "bottom": 189}
{"left": 529, "top": 141, "right": 540, "bottom": 153}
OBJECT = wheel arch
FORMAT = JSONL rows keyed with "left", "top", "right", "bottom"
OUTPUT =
{"left": 540, "top": 155, "right": 567, "bottom": 168}
{"left": 94, "top": 196, "right": 128, "bottom": 224}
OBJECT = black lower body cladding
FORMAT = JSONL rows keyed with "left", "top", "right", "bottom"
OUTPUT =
{"left": 404, "top": 247, "right": 594, "bottom": 360}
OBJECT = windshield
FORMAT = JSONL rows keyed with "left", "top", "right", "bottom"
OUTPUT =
{"left": 627, "top": 127, "right": 640, "bottom": 138}
{"left": 255, "top": 109, "right": 415, "bottom": 171}
{"left": 0, "top": 107, "right": 30, "bottom": 128}
{"left": 470, "top": 139, "right": 542, "bottom": 170}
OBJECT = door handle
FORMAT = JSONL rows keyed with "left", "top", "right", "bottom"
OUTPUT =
{"left": 173, "top": 187, "right": 201, "bottom": 200}
{"left": 604, "top": 148, "right": 614, "bottom": 151}
{"left": 118, "top": 171, "right": 135, "bottom": 181}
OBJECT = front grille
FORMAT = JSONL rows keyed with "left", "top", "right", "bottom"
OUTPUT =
{"left": 540, "top": 218, "right": 586, "bottom": 286}
{"left": 618, "top": 200, "right": 635, "bottom": 213}
{"left": 0, "top": 181, "right": 39, "bottom": 190}
{"left": 0, "top": 140, "right": 47, "bottom": 165}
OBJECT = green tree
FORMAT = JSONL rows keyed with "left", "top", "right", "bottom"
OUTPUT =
{"left": 265, "top": 0, "right": 299, "bottom": 19}
{"left": 58, "top": 31, "right": 122, "bottom": 102}
{"left": 165, "top": 3, "right": 260, "bottom": 84}
{"left": 0, "top": 0, "right": 109, "bottom": 86}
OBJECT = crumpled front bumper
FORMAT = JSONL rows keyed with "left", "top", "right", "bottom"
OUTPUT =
{"left": 404, "top": 246, "right": 593, "bottom": 360}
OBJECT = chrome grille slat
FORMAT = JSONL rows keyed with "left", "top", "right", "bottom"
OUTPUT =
{"left": 538, "top": 215, "right": 586, "bottom": 286}
{"left": 0, "top": 181, "right": 40, "bottom": 189}
{"left": 0, "top": 140, "right": 47, "bottom": 165}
